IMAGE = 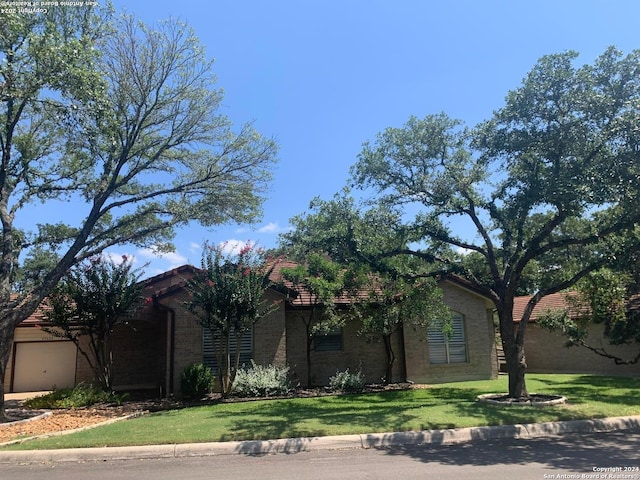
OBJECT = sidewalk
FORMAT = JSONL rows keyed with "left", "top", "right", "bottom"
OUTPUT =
{"left": 1, "top": 414, "right": 639, "bottom": 464}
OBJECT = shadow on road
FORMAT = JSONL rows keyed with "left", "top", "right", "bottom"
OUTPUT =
{"left": 379, "top": 430, "right": 640, "bottom": 471}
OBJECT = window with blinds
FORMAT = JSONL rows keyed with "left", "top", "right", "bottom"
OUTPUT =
{"left": 427, "top": 312, "right": 468, "bottom": 364}
{"left": 202, "top": 327, "right": 253, "bottom": 374}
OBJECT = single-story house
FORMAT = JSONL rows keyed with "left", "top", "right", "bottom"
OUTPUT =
{"left": 4, "top": 263, "right": 499, "bottom": 394}
{"left": 512, "top": 292, "right": 640, "bottom": 376}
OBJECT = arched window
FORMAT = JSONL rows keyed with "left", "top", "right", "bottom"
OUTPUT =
{"left": 427, "top": 312, "right": 468, "bottom": 364}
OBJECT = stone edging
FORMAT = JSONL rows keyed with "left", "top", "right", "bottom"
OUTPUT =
{"left": 2, "top": 410, "right": 52, "bottom": 425}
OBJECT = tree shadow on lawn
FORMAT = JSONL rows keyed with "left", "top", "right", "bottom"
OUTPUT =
{"left": 212, "top": 387, "right": 545, "bottom": 441}
{"left": 215, "top": 394, "right": 423, "bottom": 442}
{"left": 530, "top": 375, "right": 640, "bottom": 406}
{"left": 379, "top": 430, "right": 640, "bottom": 469}
{"left": 160, "top": 377, "right": 639, "bottom": 444}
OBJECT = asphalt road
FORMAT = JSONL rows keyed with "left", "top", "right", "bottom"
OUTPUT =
{"left": 4, "top": 430, "right": 640, "bottom": 480}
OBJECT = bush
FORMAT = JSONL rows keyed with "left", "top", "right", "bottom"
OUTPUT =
{"left": 232, "top": 361, "right": 294, "bottom": 397}
{"left": 23, "top": 383, "right": 128, "bottom": 409}
{"left": 328, "top": 368, "right": 365, "bottom": 393}
{"left": 181, "top": 363, "right": 214, "bottom": 398}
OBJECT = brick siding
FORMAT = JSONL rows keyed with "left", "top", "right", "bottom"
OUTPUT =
{"left": 404, "top": 282, "right": 498, "bottom": 384}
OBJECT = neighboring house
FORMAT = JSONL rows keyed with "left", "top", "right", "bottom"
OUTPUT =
{"left": 3, "top": 263, "right": 498, "bottom": 394}
{"left": 512, "top": 292, "right": 640, "bottom": 376}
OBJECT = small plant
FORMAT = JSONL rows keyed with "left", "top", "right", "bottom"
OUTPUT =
{"left": 23, "top": 383, "right": 128, "bottom": 409}
{"left": 181, "top": 363, "right": 214, "bottom": 398}
{"left": 232, "top": 361, "right": 294, "bottom": 397}
{"left": 328, "top": 368, "right": 365, "bottom": 393}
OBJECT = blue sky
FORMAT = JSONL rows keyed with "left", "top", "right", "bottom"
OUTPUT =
{"left": 33, "top": 1, "right": 640, "bottom": 275}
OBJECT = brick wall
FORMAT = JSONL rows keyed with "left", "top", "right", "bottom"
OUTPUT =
{"left": 110, "top": 314, "right": 167, "bottom": 391}
{"left": 161, "top": 290, "right": 202, "bottom": 395}
{"left": 404, "top": 281, "right": 498, "bottom": 384}
{"left": 253, "top": 290, "right": 287, "bottom": 367}
{"left": 524, "top": 323, "right": 640, "bottom": 376}
{"left": 285, "top": 308, "right": 405, "bottom": 387}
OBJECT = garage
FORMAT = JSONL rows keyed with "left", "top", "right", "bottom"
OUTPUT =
{"left": 11, "top": 341, "right": 78, "bottom": 392}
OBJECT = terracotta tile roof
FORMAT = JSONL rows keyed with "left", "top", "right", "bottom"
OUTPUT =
{"left": 14, "top": 298, "right": 51, "bottom": 327}
{"left": 140, "top": 261, "right": 495, "bottom": 307}
{"left": 514, "top": 289, "right": 640, "bottom": 323}
{"left": 513, "top": 291, "right": 586, "bottom": 322}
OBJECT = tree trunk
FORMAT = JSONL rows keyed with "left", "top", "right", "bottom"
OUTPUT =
{"left": 382, "top": 334, "right": 395, "bottom": 384}
{"left": 0, "top": 326, "right": 13, "bottom": 421}
{"left": 306, "top": 335, "right": 313, "bottom": 387}
{"left": 222, "top": 334, "right": 231, "bottom": 396}
{"left": 504, "top": 340, "right": 528, "bottom": 398}
{"left": 498, "top": 302, "right": 529, "bottom": 399}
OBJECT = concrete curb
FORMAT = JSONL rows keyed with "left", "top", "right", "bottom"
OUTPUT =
{"left": 1, "top": 415, "right": 639, "bottom": 464}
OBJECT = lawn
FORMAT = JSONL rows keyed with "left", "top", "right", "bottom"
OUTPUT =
{"left": 3, "top": 374, "right": 640, "bottom": 450}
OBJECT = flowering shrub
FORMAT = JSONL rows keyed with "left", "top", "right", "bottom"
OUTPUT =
{"left": 185, "top": 241, "right": 280, "bottom": 396}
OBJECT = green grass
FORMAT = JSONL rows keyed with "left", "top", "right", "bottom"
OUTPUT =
{"left": 3, "top": 374, "right": 640, "bottom": 450}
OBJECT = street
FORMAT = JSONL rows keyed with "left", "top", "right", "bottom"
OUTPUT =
{"left": 4, "top": 430, "right": 640, "bottom": 480}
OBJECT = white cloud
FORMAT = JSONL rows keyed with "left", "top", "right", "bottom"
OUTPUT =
{"left": 218, "top": 239, "right": 256, "bottom": 255}
{"left": 138, "top": 245, "right": 188, "bottom": 269}
{"left": 188, "top": 242, "right": 201, "bottom": 254}
{"left": 257, "top": 222, "right": 280, "bottom": 234}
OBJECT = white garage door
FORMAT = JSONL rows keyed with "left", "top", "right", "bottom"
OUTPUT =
{"left": 12, "top": 341, "right": 77, "bottom": 392}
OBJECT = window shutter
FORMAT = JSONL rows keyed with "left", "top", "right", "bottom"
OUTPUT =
{"left": 203, "top": 327, "right": 253, "bottom": 373}
{"left": 427, "top": 313, "right": 467, "bottom": 364}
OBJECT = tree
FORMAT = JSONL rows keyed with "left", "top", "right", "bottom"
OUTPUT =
{"left": 279, "top": 253, "right": 350, "bottom": 387}
{"left": 284, "top": 48, "right": 640, "bottom": 399}
{"left": 0, "top": 8, "right": 277, "bottom": 419}
{"left": 43, "top": 256, "right": 144, "bottom": 391}
{"left": 186, "top": 243, "right": 279, "bottom": 396}
{"left": 353, "top": 272, "right": 449, "bottom": 384}
{"left": 281, "top": 194, "right": 451, "bottom": 385}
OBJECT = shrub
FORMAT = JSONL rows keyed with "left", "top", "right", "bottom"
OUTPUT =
{"left": 232, "top": 361, "right": 294, "bottom": 397}
{"left": 23, "top": 383, "right": 128, "bottom": 409}
{"left": 181, "top": 363, "right": 214, "bottom": 398}
{"left": 328, "top": 368, "right": 365, "bottom": 393}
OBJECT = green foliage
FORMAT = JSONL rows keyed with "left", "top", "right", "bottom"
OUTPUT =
{"left": 231, "top": 361, "right": 294, "bottom": 397}
{"left": 328, "top": 368, "right": 366, "bottom": 393}
{"left": 23, "top": 383, "right": 128, "bottom": 409}
{"left": 0, "top": 5, "right": 277, "bottom": 418}
{"left": 282, "top": 47, "right": 640, "bottom": 398}
{"left": 180, "top": 363, "right": 214, "bottom": 399}
{"left": 279, "top": 253, "right": 350, "bottom": 386}
{"left": 186, "top": 243, "right": 279, "bottom": 396}
{"left": 280, "top": 253, "right": 346, "bottom": 327}
{"left": 44, "top": 256, "right": 145, "bottom": 391}
{"left": 538, "top": 269, "right": 640, "bottom": 365}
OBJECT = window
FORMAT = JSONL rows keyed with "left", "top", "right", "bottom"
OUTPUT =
{"left": 427, "top": 312, "right": 468, "bottom": 364}
{"left": 203, "top": 327, "right": 253, "bottom": 374}
{"left": 313, "top": 326, "right": 342, "bottom": 351}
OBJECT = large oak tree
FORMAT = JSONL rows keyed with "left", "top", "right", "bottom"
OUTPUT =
{"left": 0, "top": 8, "right": 277, "bottom": 418}
{"left": 283, "top": 48, "right": 640, "bottom": 398}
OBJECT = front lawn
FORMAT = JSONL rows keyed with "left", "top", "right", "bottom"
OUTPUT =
{"left": 3, "top": 374, "right": 640, "bottom": 450}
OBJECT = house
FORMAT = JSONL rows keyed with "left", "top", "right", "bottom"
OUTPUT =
{"left": 3, "top": 263, "right": 499, "bottom": 394}
{"left": 512, "top": 292, "right": 640, "bottom": 376}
